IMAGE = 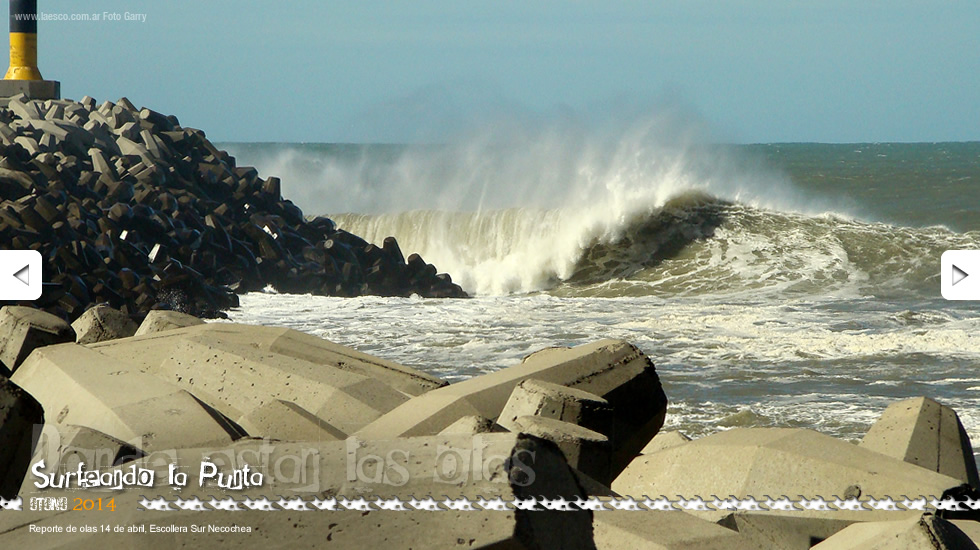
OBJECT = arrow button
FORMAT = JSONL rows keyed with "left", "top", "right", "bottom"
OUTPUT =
{"left": 12, "top": 265, "right": 29, "bottom": 286}
{"left": 952, "top": 264, "right": 969, "bottom": 286}
{"left": 0, "top": 250, "right": 42, "bottom": 300}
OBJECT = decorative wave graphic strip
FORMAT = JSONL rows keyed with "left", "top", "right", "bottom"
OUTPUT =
{"left": 10, "top": 495, "right": 979, "bottom": 513}
{"left": 110, "top": 495, "right": 975, "bottom": 512}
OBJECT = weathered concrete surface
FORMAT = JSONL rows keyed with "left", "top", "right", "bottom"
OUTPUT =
{"left": 71, "top": 305, "right": 139, "bottom": 344}
{"left": 236, "top": 399, "right": 346, "bottom": 441}
{"left": 612, "top": 428, "right": 969, "bottom": 502}
{"left": 811, "top": 514, "right": 978, "bottom": 549}
{"left": 9, "top": 433, "right": 596, "bottom": 550}
{"left": 28, "top": 422, "right": 144, "bottom": 474}
{"left": 861, "top": 397, "right": 980, "bottom": 490}
{"left": 0, "top": 306, "right": 75, "bottom": 375}
{"left": 355, "top": 339, "right": 667, "bottom": 476}
{"left": 593, "top": 510, "right": 752, "bottom": 550}
{"left": 91, "top": 323, "right": 445, "bottom": 398}
{"left": 133, "top": 310, "right": 204, "bottom": 336}
{"left": 438, "top": 414, "right": 497, "bottom": 435}
{"left": 89, "top": 328, "right": 411, "bottom": 436}
{"left": 11, "top": 342, "right": 243, "bottom": 453}
{"left": 497, "top": 378, "right": 612, "bottom": 436}
{"left": 641, "top": 430, "right": 691, "bottom": 455}
{"left": 510, "top": 415, "right": 611, "bottom": 485}
{"left": 0, "top": 377, "right": 43, "bottom": 499}
{"left": 0, "top": 82, "right": 60, "bottom": 102}
{"left": 716, "top": 511, "right": 922, "bottom": 550}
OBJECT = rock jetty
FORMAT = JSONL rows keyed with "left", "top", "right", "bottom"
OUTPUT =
{"left": 1, "top": 304, "right": 979, "bottom": 549}
{"left": 0, "top": 94, "right": 466, "bottom": 322}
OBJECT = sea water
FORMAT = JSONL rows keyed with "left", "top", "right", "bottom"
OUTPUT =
{"left": 219, "top": 132, "right": 980, "bottom": 458}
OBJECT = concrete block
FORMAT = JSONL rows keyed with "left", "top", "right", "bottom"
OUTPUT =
{"left": 641, "top": 430, "right": 692, "bottom": 455}
{"left": 498, "top": 378, "right": 612, "bottom": 437}
{"left": 355, "top": 339, "right": 667, "bottom": 478}
{"left": 861, "top": 397, "right": 979, "bottom": 489}
{"left": 133, "top": 310, "right": 205, "bottom": 336}
{"left": 115, "top": 135, "right": 154, "bottom": 165}
{"left": 13, "top": 135, "right": 40, "bottom": 156}
{"left": 44, "top": 104, "right": 64, "bottom": 121}
{"left": 88, "top": 147, "right": 116, "bottom": 178}
{"left": 0, "top": 377, "right": 43, "bottom": 499}
{"left": 716, "top": 511, "right": 922, "bottom": 550}
{"left": 29, "top": 422, "right": 144, "bottom": 474}
{"left": 0, "top": 306, "right": 76, "bottom": 375}
{"left": 236, "top": 399, "right": 346, "bottom": 441}
{"left": 11, "top": 342, "right": 244, "bottom": 452}
{"left": 438, "top": 414, "right": 496, "bottom": 435}
{"left": 7, "top": 433, "right": 595, "bottom": 550}
{"left": 811, "top": 514, "right": 978, "bottom": 550}
{"left": 88, "top": 325, "right": 414, "bottom": 436}
{"left": 612, "top": 428, "right": 969, "bottom": 503}
{"left": 5, "top": 94, "right": 42, "bottom": 120}
{"left": 71, "top": 305, "right": 139, "bottom": 344}
{"left": 0, "top": 80, "right": 60, "bottom": 102}
{"left": 93, "top": 323, "right": 445, "bottom": 397}
{"left": 511, "top": 414, "right": 611, "bottom": 485}
{"left": 38, "top": 132, "right": 56, "bottom": 151}
{"left": 250, "top": 324, "right": 447, "bottom": 397}
{"left": 110, "top": 119, "right": 137, "bottom": 139}
{"left": 115, "top": 97, "right": 137, "bottom": 112}
{"left": 594, "top": 509, "right": 751, "bottom": 550}
{"left": 28, "top": 119, "right": 69, "bottom": 141}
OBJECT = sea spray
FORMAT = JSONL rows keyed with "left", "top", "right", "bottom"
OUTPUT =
{"left": 225, "top": 116, "right": 846, "bottom": 295}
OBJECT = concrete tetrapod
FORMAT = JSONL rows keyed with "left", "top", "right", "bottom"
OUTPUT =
{"left": 509, "top": 415, "right": 612, "bottom": 486}
{"left": 810, "top": 513, "right": 978, "bottom": 550}
{"left": 355, "top": 339, "right": 667, "bottom": 477}
{"left": 11, "top": 342, "right": 243, "bottom": 454}
{"left": 860, "top": 396, "right": 980, "bottom": 490}
{"left": 70, "top": 305, "right": 139, "bottom": 344}
{"left": 612, "top": 428, "right": 973, "bottom": 504}
{"left": 497, "top": 378, "right": 613, "bottom": 437}
{"left": 133, "top": 310, "right": 205, "bottom": 336}
{"left": 0, "top": 305, "right": 75, "bottom": 376}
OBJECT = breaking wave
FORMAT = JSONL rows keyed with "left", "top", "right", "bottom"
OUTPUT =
{"left": 222, "top": 118, "right": 977, "bottom": 297}
{"left": 333, "top": 198, "right": 976, "bottom": 297}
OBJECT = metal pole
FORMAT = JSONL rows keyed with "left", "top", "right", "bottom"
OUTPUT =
{"left": 5, "top": 0, "right": 42, "bottom": 80}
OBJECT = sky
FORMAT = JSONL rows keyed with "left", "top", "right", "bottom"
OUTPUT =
{"left": 29, "top": 1, "right": 980, "bottom": 143}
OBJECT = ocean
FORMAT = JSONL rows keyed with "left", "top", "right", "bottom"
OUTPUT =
{"left": 217, "top": 136, "right": 980, "bottom": 463}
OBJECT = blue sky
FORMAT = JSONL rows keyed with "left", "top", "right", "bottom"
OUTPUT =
{"left": 32, "top": 1, "right": 980, "bottom": 143}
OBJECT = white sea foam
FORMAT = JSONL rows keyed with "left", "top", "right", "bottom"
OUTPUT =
{"left": 226, "top": 291, "right": 980, "bottom": 449}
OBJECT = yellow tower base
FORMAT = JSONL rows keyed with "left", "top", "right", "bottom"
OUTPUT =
{"left": 5, "top": 32, "right": 42, "bottom": 80}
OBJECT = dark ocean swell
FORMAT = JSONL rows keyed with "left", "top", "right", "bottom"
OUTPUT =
{"left": 332, "top": 193, "right": 979, "bottom": 298}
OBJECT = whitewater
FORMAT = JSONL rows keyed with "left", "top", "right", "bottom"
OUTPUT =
{"left": 220, "top": 126, "right": 980, "bottom": 464}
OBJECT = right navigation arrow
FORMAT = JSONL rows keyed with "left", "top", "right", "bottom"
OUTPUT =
{"left": 952, "top": 264, "right": 969, "bottom": 286}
